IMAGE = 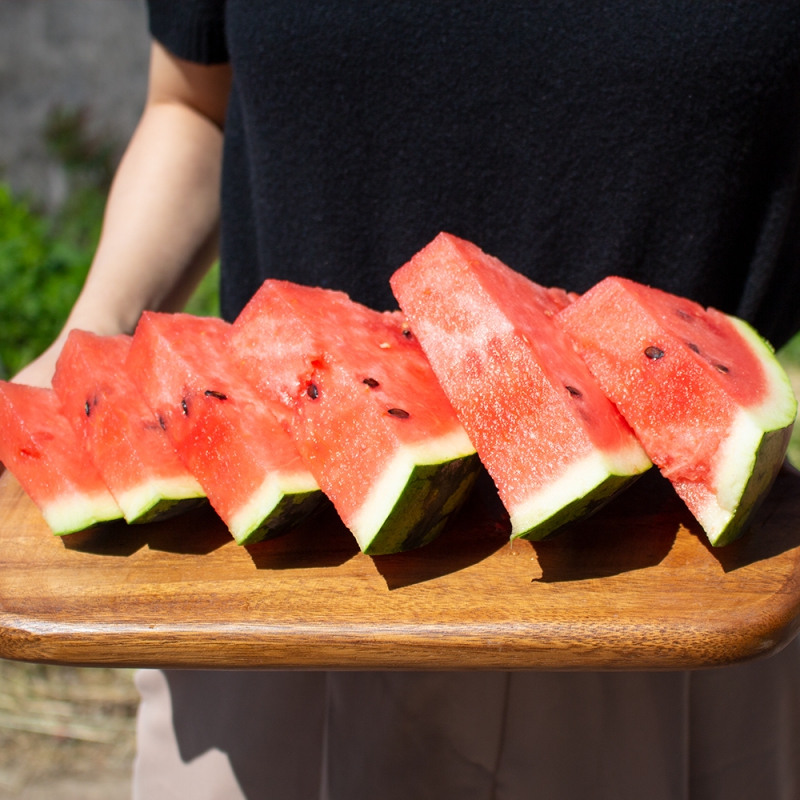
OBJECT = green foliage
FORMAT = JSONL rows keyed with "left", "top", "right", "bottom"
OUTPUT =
{"left": 789, "top": 429, "right": 800, "bottom": 471}
{"left": 0, "top": 105, "right": 221, "bottom": 379}
{"left": 0, "top": 184, "right": 95, "bottom": 378}
{"left": 43, "top": 106, "right": 115, "bottom": 192}
{"left": 777, "top": 332, "right": 800, "bottom": 469}
{"left": 0, "top": 107, "right": 112, "bottom": 378}
{"left": 184, "top": 261, "right": 221, "bottom": 318}
{"left": 778, "top": 330, "right": 800, "bottom": 368}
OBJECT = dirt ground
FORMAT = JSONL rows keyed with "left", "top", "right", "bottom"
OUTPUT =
{"left": 0, "top": 661, "right": 137, "bottom": 799}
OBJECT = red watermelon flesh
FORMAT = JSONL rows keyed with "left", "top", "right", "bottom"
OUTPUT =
{"left": 0, "top": 382, "right": 123, "bottom": 535}
{"left": 390, "top": 233, "right": 652, "bottom": 540}
{"left": 556, "top": 276, "right": 797, "bottom": 545}
{"left": 52, "top": 330, "right": 206, "bottom": 524}
{"left": 228, "top": 280, "right": 480, "bottom": 554}
{"left": 125, "top": 313, "right": 322, "bottom": 544}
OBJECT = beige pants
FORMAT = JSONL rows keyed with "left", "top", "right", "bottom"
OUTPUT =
{"left": 132, "top": 635, "right": 800, "bottom": 800}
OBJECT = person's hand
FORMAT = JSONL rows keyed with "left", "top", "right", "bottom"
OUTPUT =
{"left": 10, "top": 307, "right": 128, "bottom": 388}
{"left": 11, "top": 329, "right": 71, "bottom": 388}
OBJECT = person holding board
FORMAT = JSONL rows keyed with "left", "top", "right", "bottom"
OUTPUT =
{"left": 15, "top": 2, "right": 800, "bottom": 798}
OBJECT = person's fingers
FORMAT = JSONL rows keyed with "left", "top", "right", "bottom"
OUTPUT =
{"left": 10, "top": 335, "right": 67, "bottom": 388}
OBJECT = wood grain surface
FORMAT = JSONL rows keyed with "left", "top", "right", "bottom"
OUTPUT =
{"left": 0, "top": 464, "right": 799, "bottom": 671}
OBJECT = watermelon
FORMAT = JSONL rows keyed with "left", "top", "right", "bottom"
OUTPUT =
{"left": 390, "top": 233, "right": 652, "bottom": 540}
{"left": 227, "top": 280, "right": 480, "bottom": 554}
{"left": 52, "top": 330, "right": 207, "bottom": 524}
{"left": 125, "top": 313, "right": 323, "bottom": 545}
{"left": 556, "top": 277, "right": 798, "bottom": 546}
{"left": 0, "top": 382, "right": 123, "bottom": 535}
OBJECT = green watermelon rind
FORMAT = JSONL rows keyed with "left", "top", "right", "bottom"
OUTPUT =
{"left": 227, "top": 470, "right": 323, "bottom": 545}
{"left": 126, "top": 495, "right": 208, "bottom": 526}
{"left": 351, "top": 428, "right": 480, "bottom": 555}
{"left": 361, "top": 454, "right": 481, "bottom": 555}
{"left": 705, "top": 424, "right": 794, "bottom": 547}
{"left": 41, "top": 490, "right": 124, "bottom": 537}
{"left": 691, "top": 317, "right": 797, "bottom": 547}
{"left": 510, "top": 442, "right": 652, "bottom": 540}
{"left": 239, "top": 488, "right": 327, "bottom": 545}
{"left": 114, "top": 475, "right": 207, "bottom": 525}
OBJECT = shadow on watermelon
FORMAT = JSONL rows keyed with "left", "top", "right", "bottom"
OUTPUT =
{"left": 693, "top": 464, "right": 800, "bottom": 574}
{"left": 530, "top": 470, "right": 681, "bottom": 583}
{"left": 370, "top": 471, "right": 511, "bottom": 591}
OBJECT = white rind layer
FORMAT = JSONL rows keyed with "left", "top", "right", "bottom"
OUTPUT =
{"left": 509, "top": 441, "right": 651, "bottom": 536}
{"left": 688, "top": 408, "right": 760, "bottom": 537}
{"left": 713, "top": 409, "right": 764, "bottom": 516}
{"left": 727, "top": 317, "right": 798, "bottom": 430}
{"left": 690, "top": 318, "right": 797, "bottom": 541}
{"left": 228, "top": 470, "right": 319, "bottom": 544}
{"left": 115, "top": 474, "right": 205, "bottom": 522}
{"left": 42, "top": 491, "right": 123, "bottom": 536}
{"left": 349, "top": 427, "right": 476, "bottom": 551}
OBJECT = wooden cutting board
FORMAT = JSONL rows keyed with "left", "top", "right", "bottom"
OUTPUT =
{"left": 0, "top": 464, "right": 799, "bottom": 671}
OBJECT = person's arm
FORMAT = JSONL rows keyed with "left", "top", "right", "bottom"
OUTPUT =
{"left": 13, "top": 41, "right": 232, "bottom": 387}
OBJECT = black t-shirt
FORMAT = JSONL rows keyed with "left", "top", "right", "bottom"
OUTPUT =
{"left": 148, "top": 0, "right": 800, "bottom": 348}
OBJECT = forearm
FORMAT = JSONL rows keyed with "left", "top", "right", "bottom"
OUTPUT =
{"left": 64, "top": 101, "right": 223, "bottom": 336}
{"left": 13, "top": 43, "right": 230, "bottom": 387}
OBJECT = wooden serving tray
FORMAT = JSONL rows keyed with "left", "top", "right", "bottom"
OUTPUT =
{"left": 0, "top": 464, "right": 799, "bottom": 671}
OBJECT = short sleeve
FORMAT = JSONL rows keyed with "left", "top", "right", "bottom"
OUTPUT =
{"left": 147, "top": 0, "right": 229, "bottom": 64}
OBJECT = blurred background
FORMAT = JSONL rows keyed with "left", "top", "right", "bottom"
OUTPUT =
{"left": 0, "top": 1, "right": 798, "bottom": 798}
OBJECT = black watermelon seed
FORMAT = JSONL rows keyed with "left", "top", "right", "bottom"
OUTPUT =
{"left": 566, "top": 385, "right": 582, "bottom": 397}
{"left": 715, "top": 364, "right": 730, "bottom": 373}
{"left": 307, "top": 384, "right": 319, "bottom": 400}
{"left": 687, "top": 343, "right": 700, "bottom": 353}
{"left": 363, "top": 378, "right": 380, "bottom": 388}
{"left": 645, "top": 346, "right": 665, "bottom": 360}
{"left": 205, "top": 390, "right": 227, "bottom": 400}
{"left": 181, "top": 399, "right": 189, "bottom": 416}
{"left": 158, "top": 415, "right": 167, "bottom": 431}
{"left": 402, "top": 328, "right": 413, "bottom": 339}
{"left": 84, "top": 401, "right": 91, "bottom": 417}
{"left": 388, "top": 408, "right": 410, "bottom": 419}
{"left": 676, "top": 309, "right": 693, "bottom": 321}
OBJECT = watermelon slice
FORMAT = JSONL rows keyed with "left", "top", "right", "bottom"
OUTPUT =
{"left": 556, "top": 277, "right": 798, "bottom": 546}
{"left": 390, "top": 233, "right": 652, "bottom": 540}
{"left": 125, "top": 313, "right": 323, "bottom": 545}
{"left": 0, "top": 382, "right": 123, "bottom": 535}
{"left": 227, "top": 280, "right": 480, "bottom": 554}
{"left": 52, "top": 330, "right": 206, "bottom": 524}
